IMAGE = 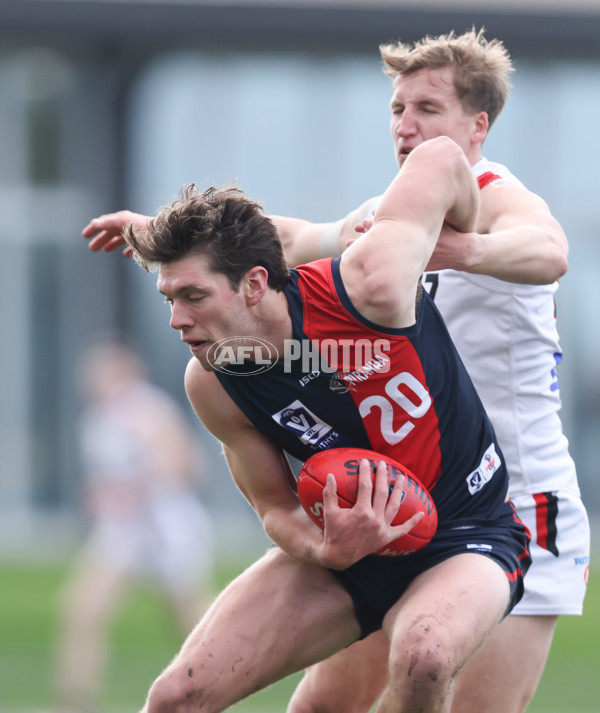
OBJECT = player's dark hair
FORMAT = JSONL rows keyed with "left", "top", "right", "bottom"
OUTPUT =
{"left": 124, "top": 183, "right": 290, "bottom": 291}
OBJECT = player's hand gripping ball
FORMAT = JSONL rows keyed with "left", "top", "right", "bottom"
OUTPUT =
{"left": 297, "top": 447, "right": 437, "bottom": 556}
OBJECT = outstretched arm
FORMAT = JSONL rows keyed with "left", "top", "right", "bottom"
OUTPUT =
{"left": 83, "top": 199, "right": 377, "bottom": 267}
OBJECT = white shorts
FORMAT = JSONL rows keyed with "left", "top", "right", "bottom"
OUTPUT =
{"left": 510, "top": 490, "right": 590, "bottom": 616}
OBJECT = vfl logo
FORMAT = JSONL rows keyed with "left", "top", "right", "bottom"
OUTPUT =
{"left": 272, "top": 400, "right": 340, "bottom": 449}
{"left": 467, "top": 443, "right": 502, "bottom": 495}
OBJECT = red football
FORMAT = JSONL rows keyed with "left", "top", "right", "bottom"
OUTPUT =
{"left": 297, "top": 447, "right": 437, "bottom": 556}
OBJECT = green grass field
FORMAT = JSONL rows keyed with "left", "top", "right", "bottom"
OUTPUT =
{"left": 0, "top": 554, "right": 597, "bottom": 713}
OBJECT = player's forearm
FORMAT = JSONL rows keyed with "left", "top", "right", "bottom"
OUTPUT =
{"left": 463, "top": 226, "right": 568, "bottom": 284}
{"left": 272, "top": 215, "right": 343, "bottom": 268}
{"left": 261, "top": 504, "right": 328, "bottom": 565}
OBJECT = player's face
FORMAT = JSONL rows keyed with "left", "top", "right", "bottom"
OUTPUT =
{"left": 157, "top": 253, "right": 251, "bottom": 371}
{"left": 389, "top": 66, "right": 486, "bottom": 166}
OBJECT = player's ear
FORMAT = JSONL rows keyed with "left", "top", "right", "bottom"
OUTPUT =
{"left": 472, "top": 111, "right": 489, "bottom": 143}
{"left": 242, "top": 266, "right": 269, "bottom": 306}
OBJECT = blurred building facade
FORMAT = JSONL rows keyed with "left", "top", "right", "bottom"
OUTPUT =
{"left": 1, "top": 0, "right": 599, "bottom": 553}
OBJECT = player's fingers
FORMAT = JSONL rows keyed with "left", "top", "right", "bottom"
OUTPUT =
{"left": 82, "top": 215, "right": 119, "bottom": 238}
{"left": 371, "top": 460, "right": 389, "bottom": 512}
{"left": 322, "top": 472, "right": 339, "bottom": 510}
{"left": 90, "top": 233, "right": 127, "bottom": 252}
{"left": 81, "top": 222, "right": 96, "bottom": 238}
{"left": 102, "top": 235, "right": 127, "bottom": 252}
{"left": 86, "top": 231, "right": 112, "bottom": 251}
{"left": 355, "top": 458, "right": 374, "bottom": 506}
{"left": 392, "top": 510, "right": 424, "bottom": 536}
{"left": 385, "top": 470, "right": 406, "bottom": 520}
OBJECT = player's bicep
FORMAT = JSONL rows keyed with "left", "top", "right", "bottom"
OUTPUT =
{"left": 184, "top": 358, "right": 297, "bottom": 514}
{"left": 222, "top": 438, "right": 297, "bottom": 517}
{"left": 485, "top": 185, "right": 567, "bottom": 248}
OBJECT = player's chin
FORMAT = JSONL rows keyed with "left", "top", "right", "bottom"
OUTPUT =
{"left": 196, "top": 354, "right": 217, "bottom": 372}
{"left": 187, "top": 342, "right": 214, "bottom": 370}
{"left": 188, "top": 347, "right": 215, "bottom": 371}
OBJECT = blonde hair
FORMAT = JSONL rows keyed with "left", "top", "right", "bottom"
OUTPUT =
{"left": 380, "top": 28, "right": 513, "bottom": 128}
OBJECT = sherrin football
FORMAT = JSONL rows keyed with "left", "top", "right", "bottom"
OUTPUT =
{"left": 297, "top": 447, "right": 437, "bottom": 556}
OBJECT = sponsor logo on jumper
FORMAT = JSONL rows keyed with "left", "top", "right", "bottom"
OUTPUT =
{"left": 466, "top": 443, "right": 501, "bottom": 495}
{"left": 299, "top": 370, "right": 320, "bottom": 387}
{"left": 338, "top": 352, "right": 391, "bottom": 385}
{"left": 329, "top": 374, "right": 352, "bottom": 394}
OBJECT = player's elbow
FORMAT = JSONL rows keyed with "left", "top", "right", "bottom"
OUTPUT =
{"left": 541, "top": 220, "right": 569, "bottom": 282}
{"left": 414, "top": 137, "right": 478, "bottom": 232}
{"left": 361, "top": 264, "right": 419, "bottom": 319}
{"left": 550, "top": 246, "right": 568, "bottom": 281}
{"left": 539, "top": 235, "right": 569, "bottom": 283}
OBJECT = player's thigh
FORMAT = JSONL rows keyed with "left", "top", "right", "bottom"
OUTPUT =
{"left": 452, "top": 614, "right": 557, "bottom": 713}
{"left": 149, "top": 547, "right": 361, "bottom": 712}
{"left": 287, "top": 630, "right": 389, "bottom": 713}
{"left": 383, "top": 553, "right": 510, "bottom": 680}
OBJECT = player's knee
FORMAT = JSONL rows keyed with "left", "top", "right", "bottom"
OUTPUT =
{"left": 287, "top": 677, "right": 334, "bottom": 713}
{"left": 287, "top": 694, "right": 356, "bottom": 713}
{"left": 145, "top": 673, "right": 178, "bottom": 713}
{"left": 288, "top": 672, "right": 380, "bottom": 713}
{"left": 388, "top": 626, "right": 456, "bottom": 706}
{"left": 146, "top": 666, "right": 203, "bottom": 713}
{"left": 286, "top": 694, "right": 319, "bottom": 713}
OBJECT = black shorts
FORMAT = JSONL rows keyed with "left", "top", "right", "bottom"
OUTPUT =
{"left": 330, "top": 502, "right": 531, "bottom": 638}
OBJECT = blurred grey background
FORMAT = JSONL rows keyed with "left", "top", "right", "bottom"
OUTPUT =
{"left": 1, "top": 0, "right": 599, "bottom": 561}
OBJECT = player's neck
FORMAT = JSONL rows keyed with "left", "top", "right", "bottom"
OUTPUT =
{"left": 466, "top": 144, "right": 483, "bottom": 166}
{"left": 253, "top": 288, "right": 293, "bottom": 353}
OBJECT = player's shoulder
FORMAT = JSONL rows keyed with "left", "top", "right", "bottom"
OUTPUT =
{"left": 474, "top": 157, "right": 544, "bottom": 231}
{"left": 184, "top": 357, "right": 255, "bottom": 437}
{"left": 185, "top": 357, "right": 222, "bottom": 402}
{"left": 473, "top": 157, "right": 525, "bottom": 189}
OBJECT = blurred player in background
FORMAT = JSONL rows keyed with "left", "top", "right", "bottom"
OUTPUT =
{"left": 82, "top": 28, "right": 589, "bottom": 713}
{"left": 55, "top": 341, "right": 214, "bottom": 713}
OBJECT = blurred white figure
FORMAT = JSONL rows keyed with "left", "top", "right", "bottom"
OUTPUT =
{"left": 55, "top": 342, "right": 214, "bottom": 713}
